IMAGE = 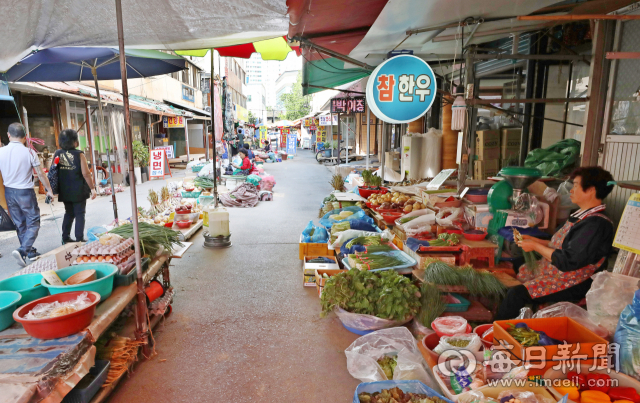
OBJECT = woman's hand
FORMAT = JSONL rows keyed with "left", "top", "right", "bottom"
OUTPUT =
{"left": 91, "top": 189, "right": 97, "bottom": 200}
{"left": 516, "top": 239, "right": 539, "bottom": 252}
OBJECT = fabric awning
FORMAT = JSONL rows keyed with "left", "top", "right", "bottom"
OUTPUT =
{"left": 176, "top": 36, "right": 300, "bottom": 61}
{"left": 302, "top": 54, "right": 369, "bottom": 96}
{"left": 163, "top": 98, "right": 211, "bottom": 119}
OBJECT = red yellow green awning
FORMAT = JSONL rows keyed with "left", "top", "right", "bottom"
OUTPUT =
{"left": 176, "top": 36, "right": 299, "bottom": 61}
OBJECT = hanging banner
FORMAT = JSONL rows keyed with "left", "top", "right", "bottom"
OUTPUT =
{"left": 317, "top": 126, "right": 327, "bottom": 143}
{"left": 319, "top": 114, "right": 337, "bottom": 126}
{"left": 149, "top": 149, "right": 171, "bottom": 179}
{"left": 286, "top": 131, "right": 297, "bottom": 155}
{"left": 330, "top": 97, "right": 366, "bottom": 114}
{"left": 213, "top": 82, "right": 224, "bottom": 141}
{"left": 281, "top": 128, "right": 289, "bottom": 147}
{"left": 259, "top": 126, "right": 268, "bottom": 142}
{"left": 163, "top": 116, "right": 185, "bottom": 128}
{"left": 365, "top": 54, "right": 437, "bottom": 124}
{"left": 154, "top": 145, "right": 174, "bottom": 159}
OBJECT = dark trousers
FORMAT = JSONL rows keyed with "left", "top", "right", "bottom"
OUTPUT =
{"left": 4, "top": 187, "right": 40, "bottom": 254}
{"left": 62, "top": 200, "right": 87, "bottom": 241}
{"left": 495, "top": 280, "right": 593, "bottom": 320}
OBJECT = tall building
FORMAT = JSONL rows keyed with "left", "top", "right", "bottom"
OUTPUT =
{"left": 275, "top": 71, "right": 299, "bottom": 111}
{"left": 246, "top": 83, "right": 267, "bottom": 125}
{"left": 245, "top": 53, "right": 301, "bottom": 109}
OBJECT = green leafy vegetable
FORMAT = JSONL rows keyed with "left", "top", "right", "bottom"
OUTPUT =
{"left": 109, "top": 222, "right": 183, "bottom": 256}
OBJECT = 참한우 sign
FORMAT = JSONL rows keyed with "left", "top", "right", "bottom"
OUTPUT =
{"left": 365, "top": 54, "right": 437, "bottom": 124}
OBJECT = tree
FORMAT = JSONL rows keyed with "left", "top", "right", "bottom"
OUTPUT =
{"left": 280, "top": 71, "right": 311, "bottom": 121}
{"left": 266, "top": 106, "right": 285, "bottom": 122}
{"left": 248, "top": 111, "right": 257, "bottom": 125}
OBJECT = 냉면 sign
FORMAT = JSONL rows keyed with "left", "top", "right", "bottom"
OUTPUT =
{"left": 365, "top": 55, "right": 437, "bottom": 124}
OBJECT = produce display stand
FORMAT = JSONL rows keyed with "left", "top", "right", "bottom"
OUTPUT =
{"left": 0, "top": 240, "right": 189, "bottom": 403}
{"left": 172, "top": 218, "right": 204, "bottom": 240}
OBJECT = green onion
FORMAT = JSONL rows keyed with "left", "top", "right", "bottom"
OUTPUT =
{"left": 109, "top": 222, "right": 183, "bottom": 256}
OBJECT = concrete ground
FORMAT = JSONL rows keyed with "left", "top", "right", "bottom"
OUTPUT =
{"left": 105, "top": 151, "right": 361, "bottom": 402}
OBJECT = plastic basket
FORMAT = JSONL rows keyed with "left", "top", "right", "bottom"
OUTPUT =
{"left": 342, "top": 250, "right": 417, "bottom": 274}
{"left": 62, "top": 360, "right": 110, "bottom": 403}
{"left": 181, "top": 191, "right": 202, "bottom": 199}
{"left": 113, "top": 258, "right": 150, "bottom": 288}
{"left": 443, "top": 293, "right": 471, "bottom": 312}
{"left": 192, "top": 164, "right": 205, "bottom": 173}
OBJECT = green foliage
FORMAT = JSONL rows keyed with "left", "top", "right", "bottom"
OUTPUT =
{"left": 132, "top": 140, "right": 149, "bottom": 168}
{"left": 280, "top": 71, "right": 311, "bottom": 121}
{"left": 248, "top": 110, "right": 257, "bottom": 125}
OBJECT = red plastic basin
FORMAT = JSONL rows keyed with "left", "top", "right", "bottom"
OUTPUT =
{"left": 381, "top": 212, "right": 404, "bottom": 225}
{"left": 359, "top": 186, "right": 388, "bottom": 198}
{"left": 422, "top": 332, "right": 441, "bottom": 365}
{"left": 474, "top": 324, "right": 494, "bottom": 348}
{"left": 13, "top": 291, "right": 101, "bottom": 339}
{"left": 463, "top": 230, "right": 488, "bottom": 241}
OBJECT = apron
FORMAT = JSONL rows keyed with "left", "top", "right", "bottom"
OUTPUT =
{"left": 516, "top": 211, "right": 612, "bottom": 298}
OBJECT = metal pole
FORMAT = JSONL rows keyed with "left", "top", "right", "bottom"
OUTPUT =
{"left": 210, "top": 49, "right": 219, "bottom": 208}
{"left": 184, "top": 117, "right": 190, "bottom": 162}
{"left": 84, "top": 100, "right": 98, "bottom": 192}
{"left": 115, "top": 0, "right": 147, "bottom": 352}
{"left": 380, "top": 121, "right": 385, "bottom": 184}
{"left": 91, "top": 69, "right": 118, "bottom": 221}
{"left": 366, "top": 108, "right": 370, "bottom": 169}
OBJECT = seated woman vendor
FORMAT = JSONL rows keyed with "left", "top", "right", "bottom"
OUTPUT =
{"left": 496, "top": 166, "right": 615, "bottom": 320}
{"left": 231, "top": 148, "right": 252, "bottom": 175}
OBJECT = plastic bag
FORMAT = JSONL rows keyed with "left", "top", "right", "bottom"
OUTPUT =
{"left": 301, "top": 221, "right": 329, "bottom": 243}
{"left": 533, "top": 301, "right": 609, "bottom": 339}
{"left": 410, "top": 319, "right": 435, "bottom": 339}
{"left": 353, "top": 380, "right": 448, "bottom": 403}
{"left": 330, "top": 229, "right": 394, "bottom": 250}
{"left": 587, "top": 272, "right": 639, "bottom": 334}
{"left": 345, "top": 327, "right": 438, "bottom": 390}
{"left": 436, "top": 207, "right": 464, "bottom": 227}
{"left": 516, "top": 307, "right": 533, "bottom": 319}
{"left": 432, "top": 316, "right": 468, "bottom": 336}
{"left": 524, "top": 138, "right": 581, "bottom": 177}
{"left": 320, "top": 207, "right": 372, "bottom": 229}
{"left": 246, "top": 174, "right": 261, "bottom": 186}
{"left": 24, "top": 292, "right": 92, "bottom": 319}
{"left": 0, "top": 206, "right": 16, "bottom": 232}
{"left": 434, "top": 333, "right": 482, "bottom": 355}
{"left": 402, "top": 212, "right": 437, "bottom": 236}
{"left": 86, "top": 226, "right": 108, "bottom": 242}
{"left": 614, "top": 289, "right": 640, "bottom": 380}
{"left": 497, "top": 390, "right": 555, "bottom": 403}
{"left": 459, "top": 391, "right": 499, "bottom": 403}
{"left": 335, "top": 306, "right": 411, "bottom": 332}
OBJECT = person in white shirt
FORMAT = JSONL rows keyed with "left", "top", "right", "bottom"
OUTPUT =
{"left": 0, "top": 123, "right": 54, "bottom": 266}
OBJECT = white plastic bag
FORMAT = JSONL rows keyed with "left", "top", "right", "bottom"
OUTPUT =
{"left": 330, "top": 229, "right": 393, "bottom": 250}
{"left": 25, "top": 292, "right": 92, "bottom": 319}
{"left": 432, "top": 316, "right": 468, "bottom": 336}
{"left": 533, "top": 301, "right": 609, "bottom": 339}
{"left": 433, "top": 333, "right": 482, "bottom": 355}
{"left": 334, "top": 307, "right": 410, "bottom": 332}
{"left": 586, "top": 272, "right": 639, "bottom": 334}
{"left": 435, "top": 207, "right": 463, "bottom": 227}
{"left": 345, "top": 327, "right": 438, "bottom": 390}
{"left": 402, "top": 212, "right": 437, "bottom": 236}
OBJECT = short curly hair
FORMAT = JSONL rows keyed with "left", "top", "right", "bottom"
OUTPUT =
{"left": 570, "top": 166, "right": 614, "bottom": 200}
{"left": 58, "top": 129, "right": 79, "bottom": 150}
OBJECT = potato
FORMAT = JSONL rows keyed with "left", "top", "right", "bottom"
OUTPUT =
{"left": 404, "top": 205, "right": 413, "bottom": 213}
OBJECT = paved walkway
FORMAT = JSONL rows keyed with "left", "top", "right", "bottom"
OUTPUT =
{"left": 109, "top": 151, "right": 360, "bottom": 402}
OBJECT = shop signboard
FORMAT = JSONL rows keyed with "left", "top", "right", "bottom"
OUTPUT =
{"left": 259, "top": 126, "right": 268, "bottom": 142}
{"left": 317, "top": 126, "right": 327, "bottom": 143}
{"left": 304, "top": 118, "right": 311, "bottom": 127}
{"left": 365, "top": 54, "right": 437, "bottom": 124}
{"left": 281, "top": 128, "right": 289, "bottom": 148}
{"left": 330, "top": 97, "right": 366, "bottom": 114}
{"left": 286, "top": 131, "right": 297, "bottom": 155}
{"left": 154, "top": 145, "right": 174, "bottom": 159}
{"left": 149, "top": 149, "right": 171, "bottom": 179}
{"left": 319, "top": 114, "right": 338, "bottom": 126}
{"left": 163, "top": 116, "right": 185, "bottom": 128}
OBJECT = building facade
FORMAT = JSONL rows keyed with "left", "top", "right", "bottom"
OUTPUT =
{"left": 275, "top": 70, "right": 299, "bottom": 111}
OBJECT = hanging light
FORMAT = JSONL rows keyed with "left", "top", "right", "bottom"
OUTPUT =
{"left": 451, "top": 85, "right": 466, "bottom": 131}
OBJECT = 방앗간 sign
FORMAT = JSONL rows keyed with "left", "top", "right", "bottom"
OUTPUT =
{"left": 366, "top": 55, "right": 437, "bottom": 124}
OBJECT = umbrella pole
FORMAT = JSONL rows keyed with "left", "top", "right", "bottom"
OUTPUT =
{"left": 92, "top": 68, "right": 118, "bottom": 222}
{"left": 366, "top": 108, "right": 370, "bottom": 170}
{"left": 116, "top": 0, "right": 148, "bottom": 353}
{"left": 210, "top": 48, "right": 218, "bottom": 208}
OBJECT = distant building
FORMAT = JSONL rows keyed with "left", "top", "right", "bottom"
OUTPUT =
{"left": 275, "top": 70, "right": 299, "bottom": 111}
{"left": 246, "top": 83, "right": 267, "bottom": 125}
{"left": 245, "top": 53, "right": 301, "bottom": 108}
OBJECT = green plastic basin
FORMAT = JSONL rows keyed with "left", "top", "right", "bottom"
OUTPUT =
{"left": 0, "top": 273, "right": 49, "bottom": 304}
{"left": 41, "top": 263, "right": 117, "bottom": 301}
{"left": 0, "top": 291, "right": 22, "bottom": 331}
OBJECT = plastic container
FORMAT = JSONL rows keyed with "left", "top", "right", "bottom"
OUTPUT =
{"left": 421, "top": 332, "right": 441, "bottom": 366}
{"left": 164, "top": 221, "right": 174, "bottom": 228}
{"left": 463, "top": 230, "right": 488, "bottom": 241}
{"left": 181, "top": 191, "right": 201, "bottom": 199}
{"left": 464, "top": 188, "right": 489, "bottom": 204}
{"left": 381, "top": 211, "right": 404, "bottom": 225}
{"left": 0, "top": 273, "right": 49, "bottom": 304}
{"left": 444, "top": 228, "right": 463, "bottom": 234}
{"left": 42, "top": 264, "right": 117, "bottom": 300}
{"left": 13, "top": 291, "right": 101, "bottom": 339}
{"left": 176, "top": 220, "right": 192, "bottom": 229}
{"left": 358, "top": 187, "right": 388, "bottom": 198}
{"left": 434, "top": 199, "right": 462, "bottom": 209}
{"left": 0, "top": 291, "right": 22, "bottom": 331}
{"left": 62, "top": 360, "right": 110, "bottom": 403}
{"left": 444, "top": 293, "right": 471, "bottom": 312}
{"left": 207, "top": 207, "right": 230, "bottom": 237}
{"left": 432, "top": 316, "right": 472, "bottom": 338}
{"left": 342, "top": 250, "right": 417, "bottom": 274}
{"left": 113, "top": 258, "right": 150, "bottom": 288}
{"left": 473, "top": 324, "right": 494, "bottom": 349}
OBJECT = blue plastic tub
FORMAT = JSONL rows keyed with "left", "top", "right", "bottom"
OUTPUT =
{"left": 0, "top": 291, "right": 22, "bottom": 331}
{"left": 342, "top": 322, "right": 374, "bottom": 336}
{"left": 444, "top": 293, "right": 471, "bottom": 312}
{"left": 342, "top": 250, "right": 418, "bottom": 274}
{"left": 0, "top": 273, "right": 48, "bottom": 304}
{"left": 62, "top": 360, "right": 110, "bottom": 403}
{"left": 42, "top": 263, "right": 117, "bottom": 300}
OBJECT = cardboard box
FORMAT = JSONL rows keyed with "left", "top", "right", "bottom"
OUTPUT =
{"left": 314, "top": 268, "right": 345, "bottom": 287}
{"left": 463, "top": 203, "right": 493, "bottom": 230}
{"left": 501, "top": 128, "right": 521, "bottom": 148}
{"left": 385, "top": 151, "right": 400, "bottom": 171}
{"left": 303, "top": 256, "right": 338, "bottom": 287}
{"left": 475, "top": 130, "right": 500, "bottom": 160}
{"left": 474, "top": 160, "right": 500, "bottom": 180}
{"left": 493, "top": 317, "right": 608, "bottom": 376}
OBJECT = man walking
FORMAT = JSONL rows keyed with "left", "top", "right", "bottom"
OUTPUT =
{"left": 0, "top": 123, "right": 54, "bottom": 266}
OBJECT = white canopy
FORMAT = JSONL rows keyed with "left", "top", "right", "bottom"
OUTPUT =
{"left": 0, "top": 0, "right": 289, "bottom": 71}
{"left": 348, "top": 0, "right": 560, "bottom": 66}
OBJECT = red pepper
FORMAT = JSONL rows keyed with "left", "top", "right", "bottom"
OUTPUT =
{"left": 608, "top": 388, "right": 640, "bottom": 403}
{"left": 568, "top": 371, "right": 587, "bottom": 390}
{"left": 588, "top": 373, "right": 612, "bottom": 393}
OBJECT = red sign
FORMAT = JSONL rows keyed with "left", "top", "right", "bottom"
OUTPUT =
{"left": 149, "top": 149, "right": 172, "bottom": 179}
{"left": 330, "top": 97, "right": 366, "bottom": 114}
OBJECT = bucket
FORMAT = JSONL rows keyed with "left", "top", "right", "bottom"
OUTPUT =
{"left": 0, "top": 291, "right": 22, "bottom": 331}
{"left": 145, "top": 280, "right": 164, "bottom": 303}
{"left": 474, "top": 324, "right": 494, "bottom": 349}
{"left": 421, "top": 332, "right": 441, "bottom": 365}
{"left": 207, "top": 207, "right": 230, "bottom": 237}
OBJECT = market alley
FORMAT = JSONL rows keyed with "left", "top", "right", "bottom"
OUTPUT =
{"left": 109, "top": 150, "right": 360, "bottom": 402}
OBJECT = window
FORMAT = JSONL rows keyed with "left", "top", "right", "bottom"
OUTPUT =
{"left": 247, "top": 95, "right": 252, "bottom": 102}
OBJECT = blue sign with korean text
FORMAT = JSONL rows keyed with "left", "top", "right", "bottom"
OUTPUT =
{"left": 286, "top": 132, "right": 297, "bottom": 155}
{"left": 365, "top": 55, "right": 437, "bottom": 124}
